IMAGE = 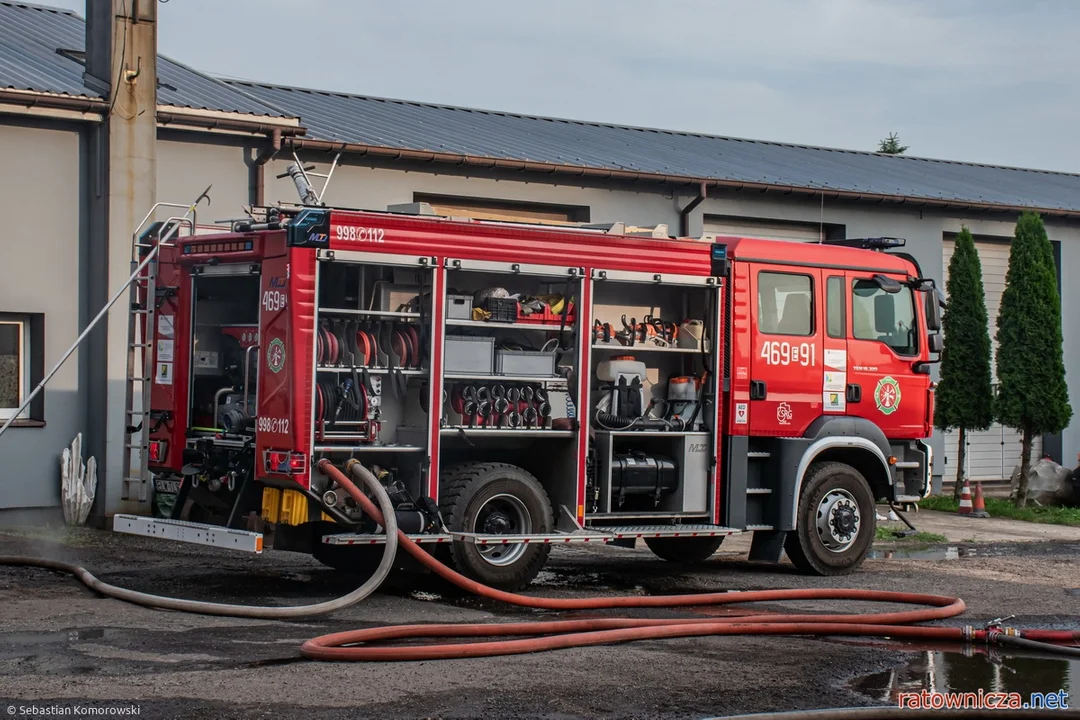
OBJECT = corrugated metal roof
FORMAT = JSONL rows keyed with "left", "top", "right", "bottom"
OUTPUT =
{"left": 230, "top": 81, "right": 1080, "bottom": 214}
{"left": 0, "top": 1, "right": 288, "bottom": 117}
{"left": 0, "top": 3, "right": 91, "bottom": 97}
{"left": 5, "top": 3, "right": 1078, "bottom": 213}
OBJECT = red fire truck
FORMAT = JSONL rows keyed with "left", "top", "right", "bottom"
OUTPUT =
{"left": 130, "top": 198, "right": 940, "bottom": 590}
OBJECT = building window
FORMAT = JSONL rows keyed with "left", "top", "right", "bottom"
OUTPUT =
{"left": 0, "top": 314, "right": 44, "bottom": 424}
{"left": 826, "top": 275, "right": 845, "bottom": 338}
{"left": 757, "top": 271, "right": 813, "bottom": 336}
{"left": 413, "top": 193, "right": 590, "bottom": 225}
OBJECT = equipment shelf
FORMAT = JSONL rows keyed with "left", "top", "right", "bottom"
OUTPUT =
{"left": 316, "top": 366, "right": 427, "bottom": 375}
{"left": 444, "top": 373, "right": 565, "bottom": 383}
{"left": 441, "top": 428, "right": 575, "bottom": 438}
{"left": 313, "top": 444, "right": 426, "bottom": 453}
{"left": 591, "top": 344, "right": 702, "bottom": 354}
{"left": 319, "top": 308, "right": 422, "bottom": 319}
{"left": 446, "top": 318, "right": 570, "bottom": 331}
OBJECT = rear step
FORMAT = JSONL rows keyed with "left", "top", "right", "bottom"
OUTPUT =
{"left": 112, "top": 514, "right": 263, "bottom": 554}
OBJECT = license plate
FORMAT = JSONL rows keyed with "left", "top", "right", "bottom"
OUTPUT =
{"left": 154, "top": 478, "right": 181, "bottom": 494}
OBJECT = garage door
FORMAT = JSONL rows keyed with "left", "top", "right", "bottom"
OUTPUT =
{"left": 703, "top": 216, "right": 826, "bottom": 242}
{"left": 940, "top": 236, "right": 1041, "bottom": 480}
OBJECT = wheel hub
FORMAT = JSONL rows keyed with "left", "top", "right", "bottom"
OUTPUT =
{"left": 474, "top": 493, "right": 533, "bottom": 567}
{"left": 483, "top": 512, "right": 513, "bottom": 535}
{"left": 815, "top": 489, "right": 861, "bottom": 553}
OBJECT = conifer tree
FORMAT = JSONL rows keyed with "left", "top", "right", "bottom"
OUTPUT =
{"left": 995, "top": 211, "right": 1072, "bottom": 507}
{"left": 934, "top": 227, "right": 993, "bottom": 499}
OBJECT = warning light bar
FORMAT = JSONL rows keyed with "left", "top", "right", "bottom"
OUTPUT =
{"left": 824, "top": 237, "right": 907, "bottom": 251}
{"left": 183, "top": 239, "right": 255, "bottom": 255}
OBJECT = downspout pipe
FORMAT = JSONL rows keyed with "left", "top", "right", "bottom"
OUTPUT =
{"left": 252, "top": 128, "right": 282, "bottom": 206}
{"left": 679, "top": 182, "right": 707, "bottom": 237}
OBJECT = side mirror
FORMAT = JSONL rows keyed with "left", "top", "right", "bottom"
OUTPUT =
{"left": 928, "top": 333, "right": 943, "bottom": 353}
{"left": 872, "top": 274, "right": 903, "bottom": 294}
{"left": 874, "top": 294, "right": 895, "bottom": 333}
{"left": 925, "top": 288, "right": 942, "bottom": 332}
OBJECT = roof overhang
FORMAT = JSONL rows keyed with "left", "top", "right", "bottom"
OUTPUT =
{"left": 0, "top": 90, "right": 304, "bottom": 137}
{"left": 155, "top": 105, "right": 303, "bottom": 136}
{"left": 288, "top": 136, "right": 1080, "bottom": 221}
{"left": 0, "top": 87, "right": 107, "bottom": 121}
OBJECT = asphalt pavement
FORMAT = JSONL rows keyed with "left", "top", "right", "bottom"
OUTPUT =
{"left": 0, "top": 524, "right": 1078, "bottom": 719}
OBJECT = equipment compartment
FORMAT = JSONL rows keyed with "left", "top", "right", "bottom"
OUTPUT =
{"left": 439, "top": 260, "right": 584, "bottom": 530}
{"left": 312, "top": 257, "right": 436, "bottom": 503}
{"left": 584, "top": 272, "right": 720, "bottom": 521}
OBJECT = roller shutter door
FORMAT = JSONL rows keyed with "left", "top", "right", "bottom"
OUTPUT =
{"left": 939, "top": 237, "right": 1040, "bottom": 481}
{"left": 703, "top": 216, "right": 826, "bottom": 242}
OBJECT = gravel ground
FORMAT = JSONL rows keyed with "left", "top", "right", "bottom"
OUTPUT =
{"left": 0, "top": 526, "right": 1078, "bottom": 719}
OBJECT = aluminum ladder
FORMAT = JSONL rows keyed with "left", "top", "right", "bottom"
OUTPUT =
{"left": 120, "top": 200, "right": 209, "bottom": 502}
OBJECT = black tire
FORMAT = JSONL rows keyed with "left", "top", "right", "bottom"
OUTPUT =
{"left": 643, "top": 535, "right": 724, "bottom": 563}
{"left": 439, "top": 462, "right": 553, "bottom": 591}
{"left": 784, "top": 461, "right": 876, "bottom": 576}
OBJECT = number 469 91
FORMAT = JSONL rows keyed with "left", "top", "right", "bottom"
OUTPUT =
{"left": 760, "top": 341, "right": 816, "bottom": 367}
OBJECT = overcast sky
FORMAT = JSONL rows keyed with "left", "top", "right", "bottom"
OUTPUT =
{"left": 48, "top": 0, "right": 1080, "bottom": 173}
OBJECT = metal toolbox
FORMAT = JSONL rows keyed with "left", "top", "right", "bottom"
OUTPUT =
{"left": 445, "top": 335, "right": 495, "bottom": 375}
{"left": 446, "top": 294, "right": 473, "bottom": 320}
{"left": 495, "top": 349, "right": 556, "bottom": 377}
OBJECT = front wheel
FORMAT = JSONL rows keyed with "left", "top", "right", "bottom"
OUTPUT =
{"left": 784, "top": 461, "right": 876, "bottom": 576}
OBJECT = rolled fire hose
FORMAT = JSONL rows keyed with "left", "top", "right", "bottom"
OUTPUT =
{"left": 300, "top": 461, "right": 1080, "bottom": 662}
{"left": 0, "top": 460, "right": 397, "bottom": 619}
{"left": 2, "top": 459, "right": 1078, "bottom": 665}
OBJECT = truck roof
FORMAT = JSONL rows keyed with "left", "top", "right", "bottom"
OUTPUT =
{"left": 175, "top": 208, "right": 917, "bottom": 278}
{"left": 717, "top": 235, "right": 917, "bottom": 276}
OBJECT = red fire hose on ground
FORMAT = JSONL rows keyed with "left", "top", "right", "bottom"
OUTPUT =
{"left": 301, "top": 460, "right": 1080, "bottom": 662}
{"left": 1, "top": 457, "right": 1078, "bottom": 668}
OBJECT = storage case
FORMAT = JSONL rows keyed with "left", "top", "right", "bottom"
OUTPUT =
{"left": 495, "top": 349, "right": 557, "bottom": 377}
{"left": 446, "top": 295, "right": 473, "bottom": 320}
{"left": 445, "top": 336, "right": 495, "bottom": 375}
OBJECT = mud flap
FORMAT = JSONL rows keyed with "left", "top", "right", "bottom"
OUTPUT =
{"left": 748, "top": 529, "right": 786, "bottom": 563}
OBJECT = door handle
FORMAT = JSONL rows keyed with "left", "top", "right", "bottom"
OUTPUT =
{"left": 846, "top": 383, "right": 861, "bottom": 403}
{"left": 750, "top": 380, "right": 767, "bottom": 400}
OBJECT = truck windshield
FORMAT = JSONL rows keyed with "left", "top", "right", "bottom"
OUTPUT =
{"left": 851, "top": 279, "right": 918, "bottom": 356}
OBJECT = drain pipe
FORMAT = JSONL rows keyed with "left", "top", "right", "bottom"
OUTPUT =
{"left": 679, "top": 182, "right": 708, "bottom": 237}
{"left": 252, "top": 128, "right": 282, "bottom": 206}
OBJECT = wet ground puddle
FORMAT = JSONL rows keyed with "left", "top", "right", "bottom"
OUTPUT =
{"left": 851, "top": 645, "right": 1078, "bottom": 703}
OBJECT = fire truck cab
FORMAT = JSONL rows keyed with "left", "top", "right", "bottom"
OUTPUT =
{"left": 135, "top": 200, "right": 940, "bottom": 589}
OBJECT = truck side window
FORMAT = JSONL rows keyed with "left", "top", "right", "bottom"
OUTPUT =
{"left": 852, "top": 279, "right": 918, "bottom": 356}
{"left": 757, "top": 271, "right": 813, "bottom": 336}
{"left": 826, "top": 276, "right": 845, "bottom": 338}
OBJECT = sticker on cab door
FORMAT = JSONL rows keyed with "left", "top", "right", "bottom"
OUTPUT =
{"left": 875, "top": 376, "right": 901, "bottom": 415}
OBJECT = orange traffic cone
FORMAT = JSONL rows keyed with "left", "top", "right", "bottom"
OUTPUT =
{"left": 958, "top": 479, "right": 973, "bottom": 515}
{"left": 971, "top": 482, "right": 990, "bottom": 518}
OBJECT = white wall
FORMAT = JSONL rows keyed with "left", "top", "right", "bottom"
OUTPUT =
{"left": 0, "top": 122, "right": 83, "bottom": 510}
{"left": 157, "top": 138, "right": 251, "bottom": 222}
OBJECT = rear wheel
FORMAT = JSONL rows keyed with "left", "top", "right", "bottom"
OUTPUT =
{"left": 784, "top": 461, "right": 876, "bottom": 576}
{"left": 643, "top": 536, "right": 724, "bottom": 563}
{"left": 439, "top": 462, "right": 553, "bottom": 591}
